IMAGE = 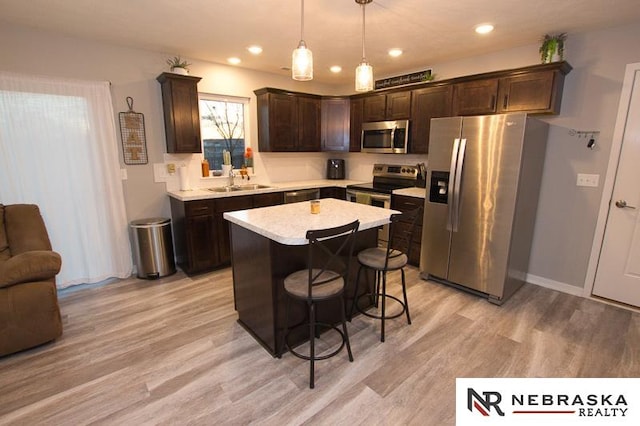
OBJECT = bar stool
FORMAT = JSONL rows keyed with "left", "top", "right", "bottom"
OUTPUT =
{"left": 351, "top": 207, "right": 422, "bottom": 342}
{"left": 281, "top": 220, "right": 360, "bottom": 389}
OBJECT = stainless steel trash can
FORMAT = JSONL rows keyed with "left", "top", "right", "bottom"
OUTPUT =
{"left": 131, "top": 217, "right": 176, "bottom": 279}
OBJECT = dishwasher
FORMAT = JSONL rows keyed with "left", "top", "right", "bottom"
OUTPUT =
{"left": 283, "top": 188, "right": 320, "bottom": 203}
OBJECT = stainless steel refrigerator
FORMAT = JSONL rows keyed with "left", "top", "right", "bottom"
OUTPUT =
{"left": 420, "top": 113, "right": 549, "bottom": 304}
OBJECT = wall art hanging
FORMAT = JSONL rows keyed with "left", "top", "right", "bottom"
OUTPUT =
{"left": 119, "top": 96, "right": 148, "bottom": 164}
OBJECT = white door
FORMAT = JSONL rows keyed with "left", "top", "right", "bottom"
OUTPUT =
{"left": 592, "top": 64, "right": 640, "bottom": 307}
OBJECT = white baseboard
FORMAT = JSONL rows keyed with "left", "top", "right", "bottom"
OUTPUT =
{"left": 526, "top": 273, "right": 584, "bottom": 297}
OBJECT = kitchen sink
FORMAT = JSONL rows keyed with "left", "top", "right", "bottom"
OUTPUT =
{"left": 207, "top": 184, "right": 272, "bottom": 193}
{"left": 235, "top": 184, "right": 272, "bottom": 190}
{"left": 207, "top": 186, "right": 238, "bottom": 193}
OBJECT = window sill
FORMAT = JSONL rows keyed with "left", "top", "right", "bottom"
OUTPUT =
{"left": 199, "top": 171, "right": 256, "bottom": 180}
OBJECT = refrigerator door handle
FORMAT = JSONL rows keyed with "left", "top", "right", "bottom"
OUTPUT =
{"left": 452, "top": 138, "right": 467, "bottom": 232}
{"left": 447, "top": 138, "right": 461, "bottom": 231}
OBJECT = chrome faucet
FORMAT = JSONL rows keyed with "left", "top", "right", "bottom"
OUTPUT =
{"left": 228, "top": 168, "right": 235, "bottom": 187}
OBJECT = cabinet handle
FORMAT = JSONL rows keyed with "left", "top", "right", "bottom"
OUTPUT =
{"left": 490, "top": 95, "right": 496, "bottom": 110}
{"left": 503, "top": 95, "right": 508, "bottom": 109}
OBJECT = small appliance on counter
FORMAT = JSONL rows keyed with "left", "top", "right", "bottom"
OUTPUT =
{"left": 327, "top": 159, "right": 345, "bottom": 179}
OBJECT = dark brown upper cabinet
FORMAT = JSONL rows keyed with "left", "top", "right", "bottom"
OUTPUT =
{"left": 349, "top": 97, "right": 364, "bottom": 152}
{"left": 255, "top": 88, "right": 320, "bottom": 152}
{"left": 362, "top": 91, "right": 411, "bottom": 121}
{"left": 157, "top": 73, "right": 202, "bottom": 153}
{"left": 297, "top": 95, "right": 322, "bottom": 152}
{"left": 453, "top": 78, "right": 499, "bottom": 116}
{"left": 453, "top": 61, "right": 572, "bottom": 116}
{"left": 362, "top": 93, "right": 386, "bottom": 121}
{"left": 386, "top": 91, "right": 412, "bottom": 120}
{"left": 497, "top": 69, "right": 564, "bottom": 114}
{"left": 255, "top": 62, "right": 571, "bottom": 154}
{"left": 321, "top": 97, "right": 350, "bottom": 152}
{"left": 410, "top": 85, "right": 454, "bottom": 154}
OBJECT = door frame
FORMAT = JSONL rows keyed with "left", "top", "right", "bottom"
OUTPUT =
{"left": 583, "top": 62, "right": 640, "bottom": 297}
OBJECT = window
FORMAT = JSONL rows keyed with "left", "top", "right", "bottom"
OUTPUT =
{"left": 0, "top": 72, "right": 132, "bottom": 288}
{"left": 199, "top": 94, "right": 249, "bottom": 170}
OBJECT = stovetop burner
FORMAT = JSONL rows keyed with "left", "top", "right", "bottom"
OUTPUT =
{"left": 347, "top": 163, "right": 419, "bottom": 194}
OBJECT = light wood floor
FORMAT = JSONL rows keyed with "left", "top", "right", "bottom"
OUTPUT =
{"left": 1, "top": 266, "right": 639, "bottom": 425}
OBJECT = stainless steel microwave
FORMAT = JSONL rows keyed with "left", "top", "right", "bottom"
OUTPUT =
{"left": 361, "top": 120, "right": 409, "bottom": 154}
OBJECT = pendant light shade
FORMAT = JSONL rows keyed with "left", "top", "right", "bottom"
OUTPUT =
{"left": 355, "top": 61, "right": 373, "bottom": 92}
{"left": 292, "top": 41, "right": 313, "bottom": 81}
{"left": 355, "top": 0, "right": 373, "bottom": 92}
{"left": 292, "top": 0, "right": 313, "bottom": 81}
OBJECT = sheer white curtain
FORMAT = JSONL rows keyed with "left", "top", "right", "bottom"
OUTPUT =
{"left": 0, "top": 71, "right": 133, "bottom": 288}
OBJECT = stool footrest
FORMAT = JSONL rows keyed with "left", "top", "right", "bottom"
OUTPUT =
{"left": 354, "top": 293, "right": 407, "bottom": 320}
{"left": 284, "top": 322, "right": 348, "bottom": 361}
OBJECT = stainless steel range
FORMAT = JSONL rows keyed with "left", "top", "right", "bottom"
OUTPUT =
{"left": 346, "top": 163, "right": 419, "bottom": 244}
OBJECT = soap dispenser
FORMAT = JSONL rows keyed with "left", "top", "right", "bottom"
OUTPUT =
{"left": 201, "top": 159, "right": 210, "bottom": 177}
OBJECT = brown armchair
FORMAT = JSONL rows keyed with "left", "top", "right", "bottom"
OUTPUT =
{"left": 0, "top": 204, "right": 63, "bottom": 356}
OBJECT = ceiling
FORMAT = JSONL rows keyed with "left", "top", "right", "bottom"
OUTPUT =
{"left": 2, "top": 0, "right": 640, "bottom": 86}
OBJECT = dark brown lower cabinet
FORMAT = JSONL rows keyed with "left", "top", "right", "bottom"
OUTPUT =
{"left": 171, "top": 198, "right": 216, "bottom": 274}
{"left": 170, "top": 191, "right": 284, "bottom": 275}
{"left": 390, "top": 194, "right": 424, "bottom": 267}
{"left": 320, "top": 186, "right": 346, "bottom": 200}
{"left": 252, "top": 192, "right": 284, "bottom": 208}
{"left": 215, "top": 196, "right": 253, "bottom": 266}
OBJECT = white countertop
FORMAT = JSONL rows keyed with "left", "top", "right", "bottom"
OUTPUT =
{"left": 168, "top": 179, "right": 365, "bottom": 202}
{"left": 224, "top": 198, "right": 400, "bottom": 245}
{"left": 392, "top": 187, "right": 426, "bottom": 199}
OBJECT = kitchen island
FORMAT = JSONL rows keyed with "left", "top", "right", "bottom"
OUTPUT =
{"left": 224, "top": 198, "right": 398, "bottom": 356}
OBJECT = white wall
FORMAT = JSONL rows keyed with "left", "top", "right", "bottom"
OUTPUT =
{"left": 1, "top": 20, "right": 639, "bottom": 291}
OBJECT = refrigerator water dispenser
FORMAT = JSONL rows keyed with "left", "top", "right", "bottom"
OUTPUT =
{"left": 429, "top": 171, "right": 449, "bottom": 204}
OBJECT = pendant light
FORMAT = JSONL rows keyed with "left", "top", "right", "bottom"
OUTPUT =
{"left": 292, "top": 0, "right": 313, "bottom": 81}
{"left": 355, "top": 0, "right": 373, "bottom": 92}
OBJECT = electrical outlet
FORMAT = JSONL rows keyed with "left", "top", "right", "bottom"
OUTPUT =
{"left": 577, "top": 173, "right": 599, "bottom": 187}
{"left": 167, "top": 163, "right": 176, "bottom": 174}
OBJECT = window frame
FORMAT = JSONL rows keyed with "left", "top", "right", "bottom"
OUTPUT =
{"left": 198, "top": 93, "right": 250, "bottom": 171}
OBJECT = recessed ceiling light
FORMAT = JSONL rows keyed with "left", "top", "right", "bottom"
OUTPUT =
{"left": 330, "top": 66, "right": 342, "bottom": 73}
{"left": 247, "top": 46, "right": 263, "bottom": 55}
{"left": 228, "top": 57, "right": 241, "bottom": 65}
{"left": 475, "top": 24, "right": 494, "bottom": 34}
{"left": 388, "top": 48, "right": 403, "bottom": 57}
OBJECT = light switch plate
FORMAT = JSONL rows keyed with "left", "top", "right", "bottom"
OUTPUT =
{"left": 577, "top": 173, "right": 599, "bottom": 187}
{"left": 153, "top": 163, "right": 168, "bottom": 182}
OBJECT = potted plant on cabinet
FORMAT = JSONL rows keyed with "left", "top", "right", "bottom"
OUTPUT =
{"left": 539, "top": 33, "right": 567, "bottom": 63}
{"left": 166, "top": 56, "right": 191, "bottom": 75}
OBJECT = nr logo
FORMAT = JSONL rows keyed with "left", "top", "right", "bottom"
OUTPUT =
{"left": 468, "top": 388, "right": 506, "bottom": 416}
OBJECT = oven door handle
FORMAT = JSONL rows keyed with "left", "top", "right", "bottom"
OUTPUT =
{"left": 347, "top": 190, "right": 390, "bottom": 205}
{"left": 369, "top": 193, "right": 391, "bottom": 203}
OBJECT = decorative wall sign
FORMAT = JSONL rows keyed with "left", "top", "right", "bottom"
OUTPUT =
{"left": 374, "top": 69, "right": 433, "bottom": 90}
{"left": 118, "top": 96, "right": 148, "bottom": 165}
